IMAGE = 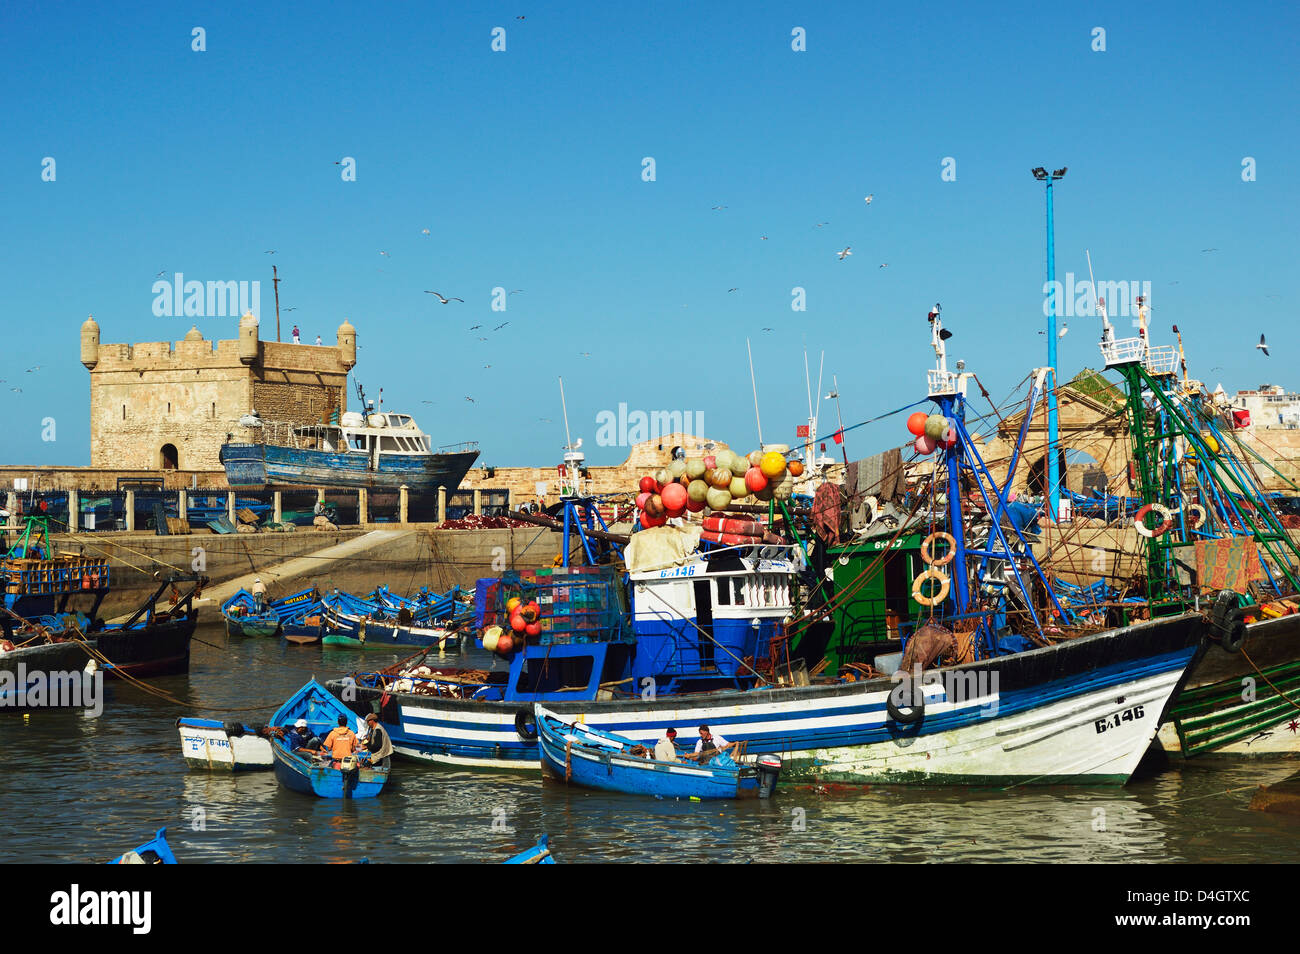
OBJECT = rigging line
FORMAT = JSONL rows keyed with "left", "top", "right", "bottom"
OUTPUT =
{"left": 19, "top": 513, "right": 188, "bottom": 575}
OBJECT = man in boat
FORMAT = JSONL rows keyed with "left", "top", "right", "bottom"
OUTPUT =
{"left": 654, "top": 728, "right": 680, "bottom": 762}
{"left": 320, "top": 715, "right": 359, "bottom": 767}
{"left": 358, "top": 712, "right": 393, "bottom": 765}
{"left": 691, "top": 725, "right": 733, "bottom": 763}
{"left": 284, "top": 718, "right": 321, "bottom": 753}
{"left": 251, "top": 577, "right": 267, "bottom": 612}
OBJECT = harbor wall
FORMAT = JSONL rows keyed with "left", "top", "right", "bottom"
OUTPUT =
{"left": 49, "top": 525, "right": 571, "bottom": 619}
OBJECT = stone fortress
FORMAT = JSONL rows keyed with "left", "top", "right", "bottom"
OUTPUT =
{"left": 79, "top": 313, "right": 355, "bottom": 471}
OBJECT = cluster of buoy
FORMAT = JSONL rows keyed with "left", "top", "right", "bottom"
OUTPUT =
{"left": 634, "top": 446, "right": 804, "bottom": 529}
{"left": 906, "top": 411, "right": 958, "bottom": 456}
{"left": 482, "top": 597, "right": 543, "bottom": 656}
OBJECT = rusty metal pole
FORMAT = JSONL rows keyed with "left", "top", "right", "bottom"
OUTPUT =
{"left": 272, "top": 264, "right": 281, "bottom": 342}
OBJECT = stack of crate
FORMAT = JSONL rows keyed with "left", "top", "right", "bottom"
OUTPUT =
{"left": 492, "top": 566, "right": 628, "bottom": 645}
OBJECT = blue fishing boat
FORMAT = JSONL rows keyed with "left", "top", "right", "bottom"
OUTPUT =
{"left": 108, "top": 828, "right": 178, "bottom": 864}
{"left": 222, "top": 586, "right": 327, "bottom": 640}
{"left": 535, "top": 705, "right": 772, "bottom": 800}
{"left": 502, "top": 834, "right": 557, "bottom": 864}
{"left": 219, "top": 402, "right": 479, "bottom": 494}
{"left": 270, "top": 680, "right": 390, "bottom": 798}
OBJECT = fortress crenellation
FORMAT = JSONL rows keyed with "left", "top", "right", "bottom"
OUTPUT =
{"left": 84, "top": 313, "right": 355, "bottom": 471}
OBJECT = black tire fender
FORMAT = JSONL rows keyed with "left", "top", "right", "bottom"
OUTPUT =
{"left": 887, "top": 673, "right": 925, "bottom": 724}
{"left": 514, "top": 708, "right": 538, "bottom": 741}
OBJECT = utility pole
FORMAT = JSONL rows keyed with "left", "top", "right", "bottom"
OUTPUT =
{"left": 1032, "top": 166, "right": 1067, "bottom": 517}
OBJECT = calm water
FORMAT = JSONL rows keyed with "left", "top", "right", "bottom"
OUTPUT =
{"left": 2, "top": 621, "right": 1298, "bottom": 864}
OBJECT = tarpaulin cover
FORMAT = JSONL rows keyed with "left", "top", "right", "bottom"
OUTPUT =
{"left": 624, "top": 524, "right": 703, "bottom": 573}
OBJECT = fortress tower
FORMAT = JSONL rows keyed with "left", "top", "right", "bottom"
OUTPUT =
{"left": 81, "top": 314, "right": 357, "bottom": 471}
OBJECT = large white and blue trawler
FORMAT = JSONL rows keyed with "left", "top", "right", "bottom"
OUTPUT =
{"left": 329, "top": 307, "right": 1210, "bottom": 786}
{"left": 219, "top": 403, "right": 478, "bottom": 494}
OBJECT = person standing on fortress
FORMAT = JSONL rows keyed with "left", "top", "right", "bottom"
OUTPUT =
{"left": 315, "top": 334, "right": 322, "bottom": 346}
{"left": 291, "top": 324, "right": 301, "bottom": 344}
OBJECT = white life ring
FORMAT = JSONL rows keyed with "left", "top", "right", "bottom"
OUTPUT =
{"left": 1185, "top": 503, "right": 1207, "bottom": 530}
{"left": 1134, "top": 503, "right": 1174, "bottom": 538}
{"left": 912, "top": 568, "right": 951, "bottom": 607}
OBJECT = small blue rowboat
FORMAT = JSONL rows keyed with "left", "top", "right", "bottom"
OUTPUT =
{"left": 108, "top": 828, "right": 178, "bottom": 864}
{"left": 535, "top": 705, "right": 779, "bottom": 801}
{"left": 503, "top": 834, "right": 557, "bottom": 864}
{"left": 270, "top": 680, "right": 390, "bottom": 799}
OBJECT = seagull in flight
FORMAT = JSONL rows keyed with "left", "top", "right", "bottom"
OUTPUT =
{"left": 761, "top": 327, "right": 773, "bottom": 332}
{"left": 379, "top": 250, "right": 390, "bottom": 257}
{"left": 509, "top": 289, "right": 523, "bottom": 295}
{"left": 1202, "top": 248, "right": 1219, "bottom": 253}
{"left": 284, "top": 307, "right": 298, "bottom": 312}
{"left": 425, "top": 292, "right": 464, "bottom": 303}
{"left": 465, "top": 396, "right": 476, "bottom": 403}
{"left": 814, "top": 222, "right": 828, "bottom": 229}
{"left": 469, "top": 324, "right": 482, "bottom": 330}
{"left": 864, "top": 194, "right": 874, "bottom": 205}
{"left": 728, "top": 287, "right": 738, "bottom": 293}
{"left": 711, "top": 205, "right": 727, "bottom": 211}
{"left": 477, "top": 336, "right": 488, "bottom": 341}
{"left": 493, "top": 322, "right": 509, "bottom": 331}
{"left": 265, "top": 250, "right": 276, "bottom": 254}
{"left": 760, "top": 235, "right": 768, "bottom": 241}
{"left": 837, "top": 247, "right": 852, "bottom": 260}
{"left": 1257, "top": 334, "right": 1270, "bottom": 357}
{"left": 578, "top": 351, "right": 591, "bottom": 357}
{"left": 879, "top": 262, "right": 890, "bottom": 268}
{"left": 9, "top": 387, "right": 21, "bottom": 393}
{"left": 155, "top": 269, "right": 166, "bottom": 278}
{"left": 421, "top": 400, "right": 435, "bottom": 404}
{"left": 421, "top": 228, "right": 431, "bottom": 235}
{"left": 26, "top": 366, "right": 40, "bottom": 373}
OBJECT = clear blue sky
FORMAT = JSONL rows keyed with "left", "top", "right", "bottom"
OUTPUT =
{"left": 3, "top": 1, "right": 1296, "bottom": 469}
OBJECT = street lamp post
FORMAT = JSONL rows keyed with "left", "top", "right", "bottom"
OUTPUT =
{"left": 1032, "top": 166, "right": 1067, "bottom": 519}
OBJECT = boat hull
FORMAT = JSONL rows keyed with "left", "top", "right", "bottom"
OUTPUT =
{"left": 537, "top": 716, "right": 758, "bottom": 799}
{"left": 1157, "top": 612, "right": 1300, "bottom": 757}
{"left": 322, "top": 607, "right": 461, "bottom": 651}
{"left": 333, "top": 612, "right": 1206, "bottom": 785}
{"left": 177, "top": 718, "right": 274, "bottom": 771}
{"left": 225, "top": 616, "right": 281, "bottom": 638}
{"left": 220, "top": 443, "right": 479, "bottom": 494}
{"left": 271, "top": 740, "right": 389, "bottom": 798}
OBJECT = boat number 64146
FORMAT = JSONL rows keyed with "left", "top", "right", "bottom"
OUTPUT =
{"left": 1094, "top": 704, "right": 1144, "bottom": 734}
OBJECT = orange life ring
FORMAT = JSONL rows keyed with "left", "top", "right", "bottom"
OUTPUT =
{"left": 921, "top": 531, "right": 957, "bottom": 566}
{"left": 1134, "top": 503, "right": 1174, "bottom": 538}
{"left": 912, "top": 568, "right": 951, "bottom": 607}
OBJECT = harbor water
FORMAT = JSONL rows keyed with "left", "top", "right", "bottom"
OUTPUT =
{"left": 1, "top": 620, "right": 1297, "bottom": 864}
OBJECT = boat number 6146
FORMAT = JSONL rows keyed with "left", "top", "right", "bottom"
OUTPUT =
{"left": 1094, "top": 704, "right": 1144, "bottom": 734}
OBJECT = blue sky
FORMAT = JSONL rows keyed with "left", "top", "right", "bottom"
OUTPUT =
{"left": 3, "top": 1, "right": 1296, "bottom": 469}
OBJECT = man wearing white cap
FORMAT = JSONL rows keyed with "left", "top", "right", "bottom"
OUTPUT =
{"left": 251, "top": 577, "right": 267, "bottom": 612}
{"left": 284, "top": 718, "right": 320, "bottom": 754}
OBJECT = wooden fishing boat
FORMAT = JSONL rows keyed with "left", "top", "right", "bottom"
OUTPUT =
{"left": 270, "top": 679, "right": 390, "bottom": 798}
{"left": 320, "top": 600, "right": 461, "bottom": 652}
{"left": 502, "top": 834, "right": 557, "bottom": 864}
{"left": 108, "top": 828, "right": 178, "bottom": 864}
{"left": 535, "top": 705, "right": 768, "bottom": 800}
{"left": 176, "top": 717, "right": 274, "bottom": 771}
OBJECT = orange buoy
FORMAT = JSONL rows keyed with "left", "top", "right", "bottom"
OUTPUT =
{"left": 788, "top": 460, "right": 805, "bottom": 477}
{"left": 745, "top": 467, "right": 767, "bottom": 493}
{"left": 906, "top": 411, "right": 928, "bottom": 436}
{"left": 661, "top": 482, "right": 688, "bottom": 511}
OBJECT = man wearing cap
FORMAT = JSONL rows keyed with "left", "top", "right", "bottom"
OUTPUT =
{"left": 359, "top": 712, "right": 393, "bottom": 764}
{"left": 284, "top": 719, "right": 320, "bottom": 753}
{"left": 251, "top": 577, "right": 267, "bottom": 612}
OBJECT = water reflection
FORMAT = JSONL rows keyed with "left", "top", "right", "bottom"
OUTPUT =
{"left": 0, "top": 621, "right": 1297, "bottom": 863}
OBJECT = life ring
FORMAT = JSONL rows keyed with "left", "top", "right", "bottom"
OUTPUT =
{"left": 1185, "top": 503, "right": 1207, "bottom": 530}
{"left": 912, "top": 568, "right": 950, "bottom": 607}
{"left": 921, "top": 531, "right": 956, "bottom": 567}
{"left": 1134, "top": 503, "right": 1174, "bottom": 538}
{"left": 887, "top": 672, "right": 925, "bottom": 724}
{"left": 514, "top": 708, "right": 538, "bottom": 741}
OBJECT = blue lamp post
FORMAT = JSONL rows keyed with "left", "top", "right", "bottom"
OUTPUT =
{"left": 1032, "top": 165, "right": 1067, "bottom": 518}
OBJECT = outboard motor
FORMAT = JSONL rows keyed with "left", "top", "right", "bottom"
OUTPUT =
{"left": 756, "top": 754, "right": 782, "bottom": 798}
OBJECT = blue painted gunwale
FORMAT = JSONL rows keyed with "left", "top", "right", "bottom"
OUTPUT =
{"left": 108, "top": 828, "right": 178, "bottom": 864}
{"left": 535, "top": 706, "right": 757, "bottom": 799}
{"left": 270, "top": 680, "right": 390, "bottom": 798}
{"left": 502, "top": 834, "right": 557, "bottom": 864}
